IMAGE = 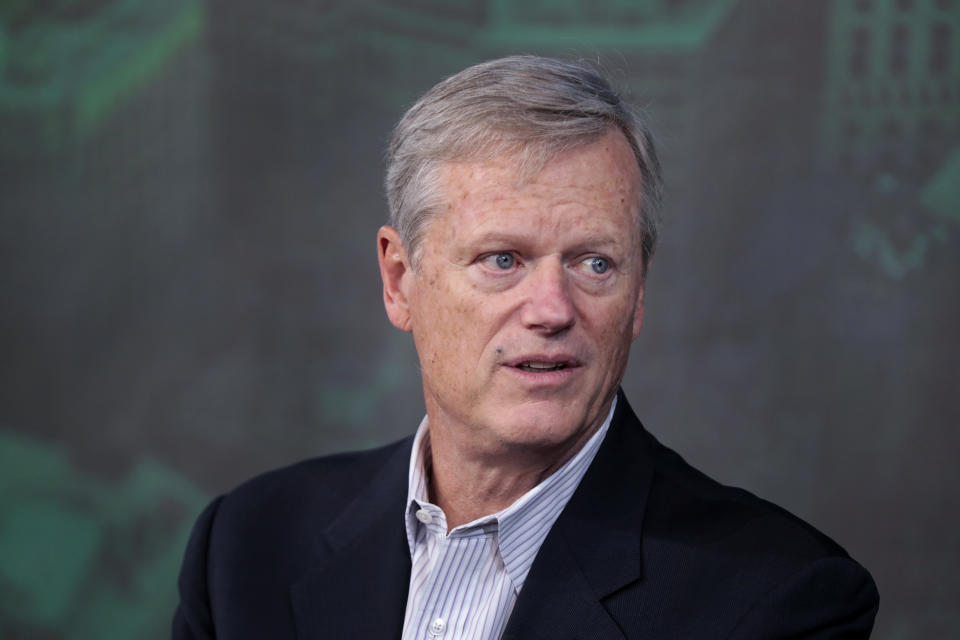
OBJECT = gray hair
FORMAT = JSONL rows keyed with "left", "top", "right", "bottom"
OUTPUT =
{"left": 385, "top": 55, "right": 663, "bottom": 271}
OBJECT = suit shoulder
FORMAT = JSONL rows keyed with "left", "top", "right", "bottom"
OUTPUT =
{"left": 216, "top": 436, "right": 413, "bottom": 522}
{"left": 193, "top": 436, "right": 412, "bottom": 557}
{"left": 643, "top": 431, "right": 851, "bottom": 563}
{"left": 623, "top": 429, "right": 878, "bottom": 635}
{"left": 182, "top": 437, "right": 412, "bottom": 604}
{"left": 175, "top": 438, "right": 412, "bottom": 638}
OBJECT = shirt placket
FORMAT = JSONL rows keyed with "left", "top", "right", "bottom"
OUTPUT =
{"left": 420, "top": 524, "right": 495, "bottom": 639}
{"left": 419, "top": 534, "right": 455, "bottom": 639}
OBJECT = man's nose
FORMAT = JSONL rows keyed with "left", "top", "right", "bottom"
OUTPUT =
{"left": 520, "top": 259, "right": 576, "bottom": 334}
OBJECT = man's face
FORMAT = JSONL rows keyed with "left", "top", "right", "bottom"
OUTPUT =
{"left": 381, "top": 129, "right": 646, "bottom": 460}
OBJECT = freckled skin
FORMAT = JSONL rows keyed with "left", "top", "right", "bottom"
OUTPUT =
{"left": 378, "top": 130, "right": 647, "bottom": 523}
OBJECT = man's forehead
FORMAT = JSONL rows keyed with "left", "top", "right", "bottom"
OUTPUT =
{"left": 435, "top": 131, "right": 643, "bottom": 216}
{"left": 414, "top": 137, "right": 643, "bottom": 258}
{"left": 440, "top": 128, "right": 638, "bottom": 185}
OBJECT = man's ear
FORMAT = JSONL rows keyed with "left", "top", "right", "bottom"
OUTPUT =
{"left": 377, "top": 225, "right": 414, "bottom": 332}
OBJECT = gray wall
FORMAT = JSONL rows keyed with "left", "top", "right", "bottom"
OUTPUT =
{"left": 1, "top": 0, "right": 958, "bottom": 637}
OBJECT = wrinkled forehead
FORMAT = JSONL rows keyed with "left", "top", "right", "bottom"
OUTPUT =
{"left": 435, "top": 129, "right": 644, "bottom": 217}
{"left": 418, "top": 131, "right": 643, "bottom": 255}
{"left": 443, "top": 124, "right": 638, "bottom": 187}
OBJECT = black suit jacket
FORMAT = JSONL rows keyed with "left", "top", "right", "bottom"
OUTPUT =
{"left": 173, "top": 393, "right": 878, "bottom": 638}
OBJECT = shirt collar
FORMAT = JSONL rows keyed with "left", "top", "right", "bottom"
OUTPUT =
{"left": 404, "top": 396, "right": 617, "bottom": 592}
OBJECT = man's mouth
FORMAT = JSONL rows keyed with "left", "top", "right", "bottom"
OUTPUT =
{"left": 515, "top": 361, "right": 569, "bottom": 372}
{"left": 504, "top": 354, "right": 581, "bottom": 374}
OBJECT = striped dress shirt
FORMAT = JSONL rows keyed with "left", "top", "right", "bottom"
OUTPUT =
{"left": 400, "top": 398, "right": 616, "bottom": 640}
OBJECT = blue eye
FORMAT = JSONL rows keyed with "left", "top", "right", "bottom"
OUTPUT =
{"left": 588, "top": 257, "right": 609, "bottom": 274}
{"left": 494, "top": 253, "right": 514, "bottom": 269}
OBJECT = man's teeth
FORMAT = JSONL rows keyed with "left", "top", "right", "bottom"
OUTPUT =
{"left": 518, "top": 362, "right": 566, "bottom": 372}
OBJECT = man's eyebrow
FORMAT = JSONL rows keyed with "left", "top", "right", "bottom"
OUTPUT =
{"left": 467, "top": 231, "right": 537, "bottom": 246}
{"left": 465, "top": 231, "right": 631, "bottom": 254}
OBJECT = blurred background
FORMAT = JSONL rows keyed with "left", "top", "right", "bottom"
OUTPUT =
{"left": 1, "top": 0, "right": 958, "bottom": 637}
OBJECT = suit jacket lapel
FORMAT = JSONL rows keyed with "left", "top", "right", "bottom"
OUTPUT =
{"left": 503, "top": 391, "right": 654, "bottom": 639}
{"left": 290, "top": 439, "right": 413, "bottom": 640}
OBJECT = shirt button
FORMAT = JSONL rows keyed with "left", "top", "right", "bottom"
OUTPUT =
{"left": 429, "top": 617, "right": 446, "bottom": 636}
{"left": 416, "top": 508, "right": 433, "bottom": 524}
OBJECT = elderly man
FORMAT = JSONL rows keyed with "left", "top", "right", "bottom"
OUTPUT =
{"left": 174, "top": 56, "right": 878, "bottom": 639}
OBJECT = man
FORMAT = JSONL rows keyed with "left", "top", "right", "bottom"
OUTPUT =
{"left": 174, "top": 56, "right": 878, "bottom": 639}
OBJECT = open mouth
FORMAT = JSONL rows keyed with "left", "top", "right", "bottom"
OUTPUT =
{"left": 515, "top": 361, "right": 569, "bottom": 372}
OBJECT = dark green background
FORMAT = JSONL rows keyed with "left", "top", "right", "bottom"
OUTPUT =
{"left": 1, "top": 0, "right": 958, "bottom": 637}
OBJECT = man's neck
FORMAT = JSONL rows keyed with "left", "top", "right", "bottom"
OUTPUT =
{"left": 424, "top": 420, "right": 601, "bottom": 531}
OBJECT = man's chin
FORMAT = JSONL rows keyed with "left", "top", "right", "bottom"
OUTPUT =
{"left": 487, "top": 405, "right": 592, "bottom": 451}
